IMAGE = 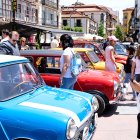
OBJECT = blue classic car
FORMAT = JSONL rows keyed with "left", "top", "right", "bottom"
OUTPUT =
{"left": 0, "top": 55, "right": 98, "bottom": 140}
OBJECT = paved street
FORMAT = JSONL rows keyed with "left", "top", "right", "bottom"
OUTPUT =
{"left": 93, "top": 84, "right": 139, "bottom": 140}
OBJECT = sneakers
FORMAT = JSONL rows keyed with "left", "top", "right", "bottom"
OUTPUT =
{"left": 119, "top": 96, "right": 126, "bottom": 101}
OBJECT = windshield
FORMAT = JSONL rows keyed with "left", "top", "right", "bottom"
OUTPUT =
{"left": 87, "top": 51, "right": 100, "bottom": 63}
{"left": 0, "top": 62, "right": 44, "bottom": 101}
{"left": 114, "top": 44, "right": 127, "bottom": 55}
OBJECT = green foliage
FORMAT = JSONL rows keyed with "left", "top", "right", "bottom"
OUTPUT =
{"left": 74, "top": 27, "right": 83, "bottom": 32}
{"left": 114, "top": 25, "right": 124, "bottom": 41}
{"left": 62, "top": 26, "right": 83, "bottom": 32}
{"left": 35, "top": 43, "right": 40, "bottom": 49}
{"left": 98, "top": 23, "right": 105, "bottom": 37}
{"left": 62, "top": 26, "right": 71, "bottom": 31}
{"left": 35, "top": 30, "right": 42, "bottom": 49}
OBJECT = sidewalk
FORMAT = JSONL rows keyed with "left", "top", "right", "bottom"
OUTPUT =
{"left": 93, "top": 83, "right": 139, "bottom": 140}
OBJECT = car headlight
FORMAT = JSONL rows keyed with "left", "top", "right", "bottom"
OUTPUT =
{"left": 114, "top": 80, "right": 119, "bottom": 91}
{"left": 91, "top": 96, "right": 99, "bottom": 112}
{"left": 66, "top": 118, "right": 78, "bottom": 139}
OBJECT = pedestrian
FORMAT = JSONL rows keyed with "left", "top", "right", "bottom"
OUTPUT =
{"left": 93, "top": 36, "right": 96, "bottom": 43}
{"left": 0, "top": 31, "right": 20, "bottom": 55}
{"left": 1, "top": 29, "right": 10, "bottom": 43}
{"left": 130, "top": 80, "right": 140, "bottom": 139}
{"left": 103, "top": 37, "right": 109, "bottom": 50}
{"left": 19, "top": 37, "right": 29, "bottom": 50}
{"left": 123, "top": 46, "right": 135, "bottom": 99}
{"left": 51, "top": 36, "right": 59, "bottom": 48}
{"left": 59, "top": 34, "right": 77, "bottom": 89}
{"left": 129, "top": 37, "right": 134, "bottom": 46}
{"left": 131, "top": 44, "right": 140, "bottom": 100}
{"left": 105, "top": 35, "right": 118, "bottom": 72}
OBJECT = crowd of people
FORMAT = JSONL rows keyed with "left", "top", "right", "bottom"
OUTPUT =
{"left": 0, "top": 29, "right": 29, "bottom": 56}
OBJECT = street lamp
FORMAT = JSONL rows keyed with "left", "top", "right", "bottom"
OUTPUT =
{"left": 69, "top": 0, "right": 78, "bottom": 31}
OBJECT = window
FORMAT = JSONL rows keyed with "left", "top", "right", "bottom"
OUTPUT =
{"left": 26, "top": 7, "right": 29, "bottom": 17}
{"left": 0, "top": 0, "right": 2, "bottom": 16}
{"left": 100, "top": 13, "right": 104, "bottom": 23}
{"left": 91, "top": 13, "right": 94, "bottom": 19}
{"left": 36, "top": 57, "right": 61, "bottom": 74}
{"left": 63, "top": 20, "right": 67, "bottom": 26}
{"left": 17, "top": 4, "right": 21, "bottom": 13}
{"left": 76, "top": 19, "right": 82, "bottom": 27}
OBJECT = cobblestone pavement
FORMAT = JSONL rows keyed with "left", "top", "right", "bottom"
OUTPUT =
{"left": 93, "top": 84, "right": 139, "bottom": 140}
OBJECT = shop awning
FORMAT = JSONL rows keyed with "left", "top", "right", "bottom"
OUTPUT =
{"left": 0, "top": 22, "right": 47, "bottom": 37}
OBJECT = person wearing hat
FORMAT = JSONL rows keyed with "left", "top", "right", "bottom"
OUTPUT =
{"left": 104, "top": 35, "right": 118, "bottom": 72}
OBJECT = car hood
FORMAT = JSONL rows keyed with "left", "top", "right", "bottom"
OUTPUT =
{"left": 81, "top": 69, "right": 117, "bottom": 81}
{"left": 93, "top": 61, "right": 123, "bottom": 73}
{"left": 18, "top": 86, "right": 93, "bottom": 125}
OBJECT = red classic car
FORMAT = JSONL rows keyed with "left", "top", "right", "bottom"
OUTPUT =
{"left": 20, "top": 49, "right": 124, "bottom": 115}
{"left": 73, "top": 40, "right": 127, "bottom": 65}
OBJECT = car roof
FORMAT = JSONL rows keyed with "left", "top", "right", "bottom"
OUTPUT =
{"left": 20, "top": 49, "right": 63, "bottom": 56}
{"left": 51, "top": 48, "right": 93, "bottom": 52}
{"left": 20, "top": 48, "right": 93, "bottom": 56}
{"left": 0, "top": 55, "right": 27, "bottom": 64}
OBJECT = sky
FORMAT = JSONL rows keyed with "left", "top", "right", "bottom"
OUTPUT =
{"left": 60, "top": 0, "right": 135, "bottom": 22}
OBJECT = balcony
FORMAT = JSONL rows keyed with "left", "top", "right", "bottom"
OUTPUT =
{"left": 42, "top": 0, "right": 57, "bottom": 9}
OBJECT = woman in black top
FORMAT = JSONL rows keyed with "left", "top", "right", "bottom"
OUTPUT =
{"left": 123, "top": 46, "right": 135, "bottom": 99}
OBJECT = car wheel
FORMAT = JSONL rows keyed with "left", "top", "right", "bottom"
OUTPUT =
{"left": 94, "top": 94, "right": 106, "bottom": 116}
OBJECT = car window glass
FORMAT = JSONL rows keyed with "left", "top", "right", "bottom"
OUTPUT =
{"left": 87, "top": 51, "right": 100, "bottom": 63}
{"left": 36, "top": 56, "right": 61, "bottom": 74}
{"left": 0, "top": 63, "right": 43, "bottom": 101}
{"left": 74, "top": 44, "right": 83, "bottom": 48}
{"left": 78, "top": 52, "right": 91, "bottom": 65}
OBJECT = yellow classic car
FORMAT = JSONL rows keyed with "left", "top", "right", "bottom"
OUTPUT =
{"left": 51, "top": 48, "right": 124, "bottom": 74}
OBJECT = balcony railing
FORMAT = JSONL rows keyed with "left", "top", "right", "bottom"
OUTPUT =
{"left": 42, "top": 18, "right": 57, "bottom": 27}
{"left": 42, "top": 0, "right": 57, "bottom": 8}
{"left": 0, "top": 8, "right": 58, "bottom": 28}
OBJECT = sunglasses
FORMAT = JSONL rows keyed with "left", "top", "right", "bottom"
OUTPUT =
{"left": 12, "top": 40, "right": 18, "bottom": 42}
{"left": 22, "top": 40, "right": 25, "bottom": 42}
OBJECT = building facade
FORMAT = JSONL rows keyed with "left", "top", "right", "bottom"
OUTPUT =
{"left": 61, "top": 3, "right": 118, "bottom": 36}
{"left": 123, "top": 8, "right": 134, "bottom": 35}
{"left": 0, "top": 0, "right": 60, "bottom": 43}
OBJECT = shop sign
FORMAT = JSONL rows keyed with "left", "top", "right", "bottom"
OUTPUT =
{"left": 12, "top": 0, "right": 17, "bottom": 11}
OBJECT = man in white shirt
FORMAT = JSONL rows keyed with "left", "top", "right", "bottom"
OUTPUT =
{"left": 51, "top": 36, "right": 59, "bottom": 48}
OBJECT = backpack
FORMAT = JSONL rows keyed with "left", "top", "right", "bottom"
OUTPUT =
{"left": 70, "top": 49, "right": 82, "bottom": 77}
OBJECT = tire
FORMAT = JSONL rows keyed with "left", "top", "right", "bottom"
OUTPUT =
{"left": 94, "top": 94, "right": 106, "bottom": 116}
{"left": 87, "top": 90, "right": 107, "bottom": 116}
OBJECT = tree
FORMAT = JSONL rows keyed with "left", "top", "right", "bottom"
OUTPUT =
{"left": 114, "top": 25, "right": 124, "bottom": 41}
{"left": 98, "top": 23, "right": 104, "bottom": 37}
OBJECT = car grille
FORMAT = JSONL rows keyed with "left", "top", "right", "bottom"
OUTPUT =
{"left": 72, "top": 114, "right": 96, "bottom": 140}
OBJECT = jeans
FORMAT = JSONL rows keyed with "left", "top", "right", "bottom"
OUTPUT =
{"left": 124, "top": 73, "right": 131, "bottom": 84}
{"left": 60, "top": 77, "right": 77, "bottom": 90}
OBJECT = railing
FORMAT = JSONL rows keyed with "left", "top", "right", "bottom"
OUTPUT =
{"left": 42, "top": 0, "right": 57, "bottom": 8}
{"left": 42, "top": 18, "right": 58, "bottom": 27}
{"left": 0, "top": 8, "right": 58, "bottom": 28}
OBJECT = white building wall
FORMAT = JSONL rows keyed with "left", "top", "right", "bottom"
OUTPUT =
{"left": 38, "top": 0, "right": 43, "bottom": 25}
{"left": 83, "top": 11, "right": 107, "bottom": 34}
